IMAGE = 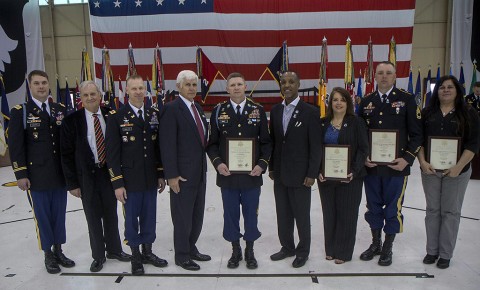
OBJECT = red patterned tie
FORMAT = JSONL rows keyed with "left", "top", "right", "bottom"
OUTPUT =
{"left": 93, "top": 114, "right": 106, "bottom": 164}
{"left": 191, "top": 103, "right": 205, "bottom": 147}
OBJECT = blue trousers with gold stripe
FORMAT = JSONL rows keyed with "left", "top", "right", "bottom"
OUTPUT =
{"left": 27, "top": 188, "right": 67, "bottom": 251}
{"left": 364, "top": 175, "right": 408, "bottom": 234}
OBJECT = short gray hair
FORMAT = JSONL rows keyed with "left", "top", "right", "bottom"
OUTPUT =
{"left": 79, "top": 80, "right": 102, "bottom": 94}
{"left": 176, "top": 70, "right": 198, "bottom": 88}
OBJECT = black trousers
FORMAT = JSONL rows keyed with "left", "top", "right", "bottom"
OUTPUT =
{"left": 318, "top": 178, "right": 363, "bottom": 261}
{"left": 82, "top": 167, "right": 122, "bottom": 260}
{"left": 170, "top": 182, "right": 206, "bottom": 263}
{"left": 273, "top": 181, "right": 312, "bottom": 258}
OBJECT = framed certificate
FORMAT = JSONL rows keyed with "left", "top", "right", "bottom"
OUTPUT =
{"left": 427, "top": 136, "right": 461, "bottom": 171}
{"left": 226, "top": 138, "right": 255, "bottom": 173}
{"left": 369, "top": 129, "right": 399, "bottom": 164}
{"left": 322, "top": 145, "right": 351, "bottom": 181}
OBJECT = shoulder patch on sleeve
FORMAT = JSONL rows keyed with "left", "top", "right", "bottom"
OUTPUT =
{"left": 14, "top": 105, "right": 22, "bottom": 110}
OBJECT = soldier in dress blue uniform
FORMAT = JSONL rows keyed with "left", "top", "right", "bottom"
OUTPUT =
{"left": 105, "top": 75, "right": 167, "bottom": 275}
{"left": 357, "top": 61, "right": 423, "bottom": 266}
{"left": 8, "top": 70, "right": 75, "bottom": 274}
{"left": 206, "top": 72, "right": 272, "bottom": 269}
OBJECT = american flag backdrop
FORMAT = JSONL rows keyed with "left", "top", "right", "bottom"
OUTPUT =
{"left": 88, "top": 0, "right": 416, "bottom": 109}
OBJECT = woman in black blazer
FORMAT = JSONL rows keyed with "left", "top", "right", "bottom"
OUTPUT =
{"left": 318, "top": 87, "right": 369, "bottom": 264}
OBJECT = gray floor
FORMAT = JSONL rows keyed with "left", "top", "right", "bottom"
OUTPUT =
{"left": 0, "top": 161, "right": 479, "bottom": 290}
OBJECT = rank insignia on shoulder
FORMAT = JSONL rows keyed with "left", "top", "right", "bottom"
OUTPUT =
{"left": 14, "top": 105, "right": 22, "bottom": 110}
{"left": 416, "top": 106, "right": 421, "bottom": 119}
{"left": 59, "top": 103, "right": 65, "bottom": 107}
{"left": 109, "top": 110, "right": 116, "bottom": 114}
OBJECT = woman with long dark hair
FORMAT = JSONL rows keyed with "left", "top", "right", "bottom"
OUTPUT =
{"left": 318, "top": 87, "right": 369, "bottom": 264}
{"left": 417, "top": 75, "right": 479, "bottom": 269}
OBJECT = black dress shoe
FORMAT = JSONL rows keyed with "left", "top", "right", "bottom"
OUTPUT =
{"left": 437, "top": 258, "right": 450, "bottom": 269}
{"left": 175, "top": 259, "right": 200, "bottom": 271}
{"left": 44, "top": 251, "right": 61, "bottom": 274}
{"left": 190, "top": 252, "right": 211, "bottom": 261}
{"left": 106, "top": 251, "right": 131, "bottom": 262}
{"left": 423, "top": 254, "right": 438, "bottom": 264}
{"left": 142, "top": 252, "right": 168, "bottom": 268}
{"left": 90, "top": 257, "right": 106, "bottom": 272}
{"left": 53, "top": 245, "right": 75, "bottom": 268}
{"left": 292, "top": 256, "right": 308, "bottom": 268}
{"left": 270, "top": 250, "right": 295, "bottom": 261}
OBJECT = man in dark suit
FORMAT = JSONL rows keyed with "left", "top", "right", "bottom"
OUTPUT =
{"left": 61, "top": 81, "right": 131, "bottom": 272}
{"left": 159, "top": 70, "right": 211, "bottom": 271}
{"left": 207, "top": 72, "right": 272, "bottom": 269}
{"left": 105, "top": 75, "right": 167, "bottom": 275}
{"left": 8, "top": 70, "right": 75, "bottom": 274}
{"left": 358, "top": 61, "right": 423, "bottom": 266}
{"left": 268, "top": 71, "right": 321, "bottom": 268}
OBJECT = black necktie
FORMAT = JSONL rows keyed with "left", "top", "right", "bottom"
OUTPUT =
{"left": 236, "top": 105, "right": 241, "bottom": 119}
{"left": 138, "top": 109, "right": 144, "bottom": 123}
{"left": 381, "top": 94, "right": 388, "bottom": 103}
{"left": 41, "top": 103, "right": 49, "bottom": 116}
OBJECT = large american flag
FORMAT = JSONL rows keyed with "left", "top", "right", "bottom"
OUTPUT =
{"left": 89, "top": 0, "right": 416, "bottom": 109}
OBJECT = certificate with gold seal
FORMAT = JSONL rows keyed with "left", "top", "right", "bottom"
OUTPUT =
{"left": 226, "top": 138, "right": 255, "bottom": 173}
{"left": 322, "top": 145, "right": 350, "bottom": 181}
{"left": 369, "top": 129, "right": 399, "bottom": 164}
{"left": 428, "top": 136, "right": 461, "bottom": 171}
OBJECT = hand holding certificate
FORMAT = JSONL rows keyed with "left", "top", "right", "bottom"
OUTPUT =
{"left": 322, "top": 145, "right": 350, "bottom": 181}
{"left": 427, "top": 136, "right": 461, "bottom": 171}
{"left": 369, "top": 129, "right": 399, "bottom": 164}
{"left": 226, "top": 138, "right": 255, "bottom": 173}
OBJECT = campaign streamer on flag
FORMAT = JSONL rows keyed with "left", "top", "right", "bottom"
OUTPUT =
{"left": 365, "top": 37, "right": 374, "bottom": 95}
{"left": 423, "top": 67, "right": 432, "bottom": 108}
{"left": 145, "top": 78, "right": 153, "bottom": 109}
{"left": 344, "top": 37, "right": 355, "bottom": 95}
{"left": 388, "top": 36, "right": 396, "bottom": 68}
{"left": 88, "top": 0, "right": 416, "bottom": 107}
{"left": 196, "top": 47, "right": 224, "bottom": 102}
{"left": 25, "top": 78, "right": 32, "bottom": 102}
{"left": 117, "top": 76, "right": 125, "bottom": 108}
{"left": 126, "top": 43, "right": 137, "bottom": 79}
{"left": 414, "top": 68, "right": 422, "bottom": 107}
{"left": 318, "top": 37, "right": 328, "bottom": 117}
{"left": 75, "top": 78, "right": 82, "bottom": 109}
{"left": 152, "top": 45, "right": 165, "bottom": 107}
{"left": 101, "top": 47, "right": 116, "bottom": 108}
{"left": 56, "top": 77, "right": 61, "bottom": 103}
{"left": 81, "top": 48, "right": 93, "bottom": 83}
{"left": 1, "top": 75, "right": 10, "bottom": 154}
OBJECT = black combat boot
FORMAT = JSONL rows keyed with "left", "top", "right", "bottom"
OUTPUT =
{"left": 227, "top": 240, "right": 242, "bottom": 269}
{"left": 44, "top": 250, "right": 61, "bottom": 274}
{"left": 378, "top": 234, "right": 396, "bottom": 266}
{"left": 360, "top": 229, "right": 382, "bottom": 261}
{"left": 130, "top": 246, "right": 145, "bottom": 275}
{"left": 141, "top": 244, "right": 168, "bottom": 267}
{"left": 53, "top": 244, "right": 75, "bottom": 267}
{"left": 244, "top": 241, "right": 258, "bottom": 269}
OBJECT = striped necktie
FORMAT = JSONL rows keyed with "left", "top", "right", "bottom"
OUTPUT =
{"left": 92, "top": 113, "right": 106, "bottom": 164}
